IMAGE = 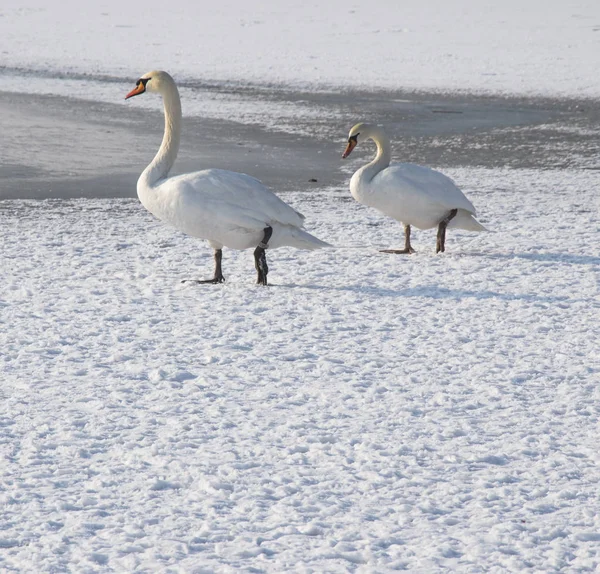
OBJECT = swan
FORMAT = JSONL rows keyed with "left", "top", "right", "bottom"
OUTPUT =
{"left": 342, "top": 123, "right": 485, "bottom": 253}
{"left": 125, "top": 70, "right": 329, "bottom": 285}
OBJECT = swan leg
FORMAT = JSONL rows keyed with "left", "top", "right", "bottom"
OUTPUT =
{"left": 183, "top": 249, "right": 225, "bottom": 284}
{"left": 380, "top": 224, "right": 416, "bottom": 254}
{"left": 254, "top": 226, "right": 273, "bottom": 286}
{"left": 436, "top": 209, "right": 458, "bottom": 253}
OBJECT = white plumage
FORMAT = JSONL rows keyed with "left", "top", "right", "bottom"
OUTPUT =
{"left": 343, "top": 123, "right": 485, "bottom": 253}
{"left": 126, "top": 70, "right": 329, "bottom": 285}
{"left": 139, "top": 168, "right": 322, "bottom": 251}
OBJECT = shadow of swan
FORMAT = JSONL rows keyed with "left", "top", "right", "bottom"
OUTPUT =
{"left": 277, "top": 282, "right": 586, "bottom": 304}
{"left": 462, "top": 251, "right": 600, "bottom": 266}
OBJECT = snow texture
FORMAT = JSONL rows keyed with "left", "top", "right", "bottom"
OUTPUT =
{"left": 1, "top": 0, "right": 600, "bottom": 98}
{"left": 2, "top": 170, "right": 600, "bottom": 572}
{"left": 2, "top": 0, "right": 600, "bottom": 571}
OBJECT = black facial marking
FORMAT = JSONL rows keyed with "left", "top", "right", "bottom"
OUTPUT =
{"left": 348, "top": 134, "right": 359, "bottom": 143}
{"left": 136, "top": 78, "right": 151, "bottom": 87}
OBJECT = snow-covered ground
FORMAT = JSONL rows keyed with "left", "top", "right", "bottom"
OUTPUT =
{"left": 2, "top": 169, "right": 600, "bottom": 572}
{"left": 2, "top": 0, "right": 600, "bottom": 572}
{"left": 1, "top": 0, "right": 600, "bottom": 99}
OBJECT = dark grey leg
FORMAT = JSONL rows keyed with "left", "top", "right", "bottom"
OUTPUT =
{"left": 182, "top": 249, "right": 225, "bottom": 284}
{"left": 380, "top": 224, "right": 416, "bottom": 254}
{"left": 254, "top": 226, "right": 273, "bottom": 285}
{"left": 436, "top": 209, "right": 458, "bottom": 253}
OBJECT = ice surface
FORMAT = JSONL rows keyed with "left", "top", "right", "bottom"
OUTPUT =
{"left": 1, "top": 169, "right": 599, "bottom": 571}
{"left": 1, "top": 0, "right": 600, "bottom": 98}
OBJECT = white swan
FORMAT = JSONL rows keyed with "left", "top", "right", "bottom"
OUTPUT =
{"left": 125, "top": 70, "right": 329, "bottom": 285}
{"left": 342, "top": 123, "right": 486, "bottom": 253}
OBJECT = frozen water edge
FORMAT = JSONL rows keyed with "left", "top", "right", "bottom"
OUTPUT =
{"left": 2, "top": 81, "right": 600, "bottom": 201}
{"left": 0, "top": 70, "right": 348, "bottom": 138}
{"left": 1, "top": 169, "right": 599, "bottom": 572}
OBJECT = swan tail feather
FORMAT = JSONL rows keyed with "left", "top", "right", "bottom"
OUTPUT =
{"left": 276, "top": 226, "right": 332, "bottom": 250}
{"left": 449, "top": 210, "right": 488, "bottom": 232}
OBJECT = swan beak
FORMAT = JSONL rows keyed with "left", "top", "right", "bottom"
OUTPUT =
{"left": 125, "top": 84, "right": 146, "bottom": 99}
{"left": 342, "top": 139, "right": 357, "bottom": 159}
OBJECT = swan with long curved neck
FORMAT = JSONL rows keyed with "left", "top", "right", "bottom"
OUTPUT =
{"left": 125, "top": 70, "right": 329, "bottom": 285}
{"left": 342, "top": 123, "right": 485, "bottom": 253}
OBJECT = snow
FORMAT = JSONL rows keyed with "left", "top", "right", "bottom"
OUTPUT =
{"left": 1, "top": 0, "right": 600, "bottom": 98}
{"left": 2, "top": 0, "right": 600, "bottom": 571}
{"left": 2, "top": 169, "right": 600, "bottom": 571}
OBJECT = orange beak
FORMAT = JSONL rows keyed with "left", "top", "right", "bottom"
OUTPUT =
{"left": 125, "top": 83, "right": 146, "bottom": 100}
{"left": 342, "top": 139, "right": 357, "bottom": 159}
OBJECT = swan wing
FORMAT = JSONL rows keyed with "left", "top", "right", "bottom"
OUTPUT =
{"left": 168, "top": 169, "right": 305, "bottom": 229}
{"left": 375, "top": 163, "right": 477, "bottom": 215}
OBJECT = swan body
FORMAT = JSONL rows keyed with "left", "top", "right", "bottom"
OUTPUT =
{"left": 138, "top": 167, "right": 320, "bottom": 251}
{"left": 343, "top": 123, "right": 485, "bottom": 253}
{"left": 126, "top": 70, "right": 329, "bottom": 284}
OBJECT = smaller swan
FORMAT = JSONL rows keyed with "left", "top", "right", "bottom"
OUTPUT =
{"left": 126, "top": 70, "right": 329, "bottom": 285}
{"left": 342, "top": 123, "right": 485, "bottom": 253}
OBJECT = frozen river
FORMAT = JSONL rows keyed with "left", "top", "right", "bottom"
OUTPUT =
{"left": 1, "top": 79, "right": 599, "bottom": 200}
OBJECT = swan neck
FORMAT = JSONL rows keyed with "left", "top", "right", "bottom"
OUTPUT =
{"left": 140, "top": 85, "right": 182, "bottom": 188}
{"left": 360, "top": 129, "right": 392, "bottom": 182}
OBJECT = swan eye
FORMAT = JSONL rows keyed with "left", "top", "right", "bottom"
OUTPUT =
{"left": 136, "top": 78, "right": 150, "bottom": 87}
{"left": 348, "top": 134, "right": 359, "bottom": 143}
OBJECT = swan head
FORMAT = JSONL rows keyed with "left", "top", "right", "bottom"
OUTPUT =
{"left": 125, "top": 70, "right": 175, "bottom": 99}
{"left": 342, "top": 122, "right": 373, "bottom": 158}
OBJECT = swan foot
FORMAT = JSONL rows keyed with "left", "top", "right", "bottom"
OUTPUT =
{"left": 254, "top": 226, "right": 273, "bottom": 286}
{"left": 436, "top": 209, "right": 457, "bottom": 253}
{"left": 380, "top": 224, "right": 415, "bottom": 254}
{"left": 185, "top": 276, "right": 225, "bottom": 284}
{"left": 380, "top": 248, "right": 415, "bottom": 254}
{"left": 181, "top": 249, "right": 225, "bottom": 284}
